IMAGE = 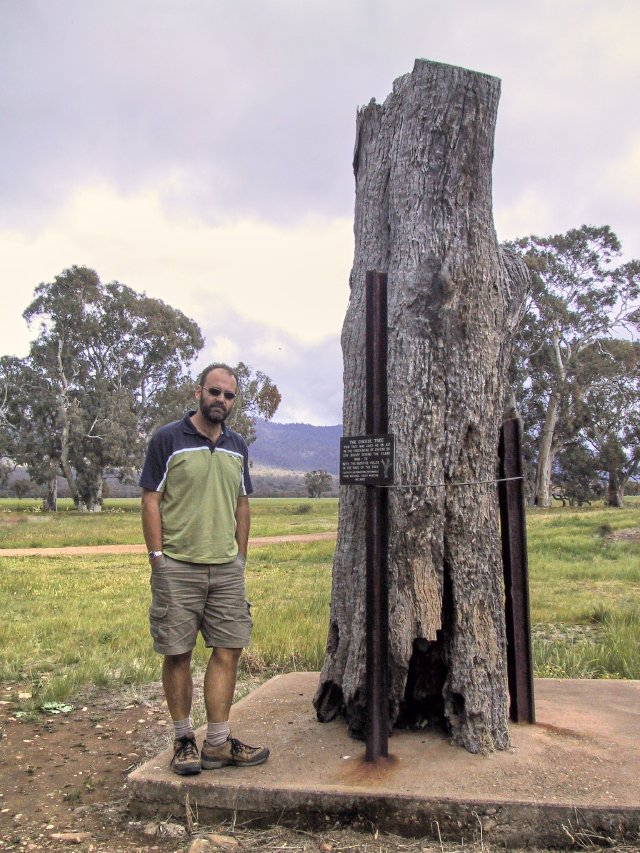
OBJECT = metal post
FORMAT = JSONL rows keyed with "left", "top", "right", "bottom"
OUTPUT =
{"left": 498, "top": 418, "right": 535, "bottom": 723}
{"left": 365, "top": 270, "right": 389, "bottom": 760}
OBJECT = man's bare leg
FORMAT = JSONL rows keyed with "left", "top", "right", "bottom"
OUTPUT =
{"left": 201, "top": 647, "right": 269, "bottom": 767}
{"left": 162, "top": 651, "right": 193, "bottom": 721}
{"left": 163, "top": 651, "right": 201, "bottom": 774}
{"left": 204, "top": 647, "right": 242, "bottom": 722}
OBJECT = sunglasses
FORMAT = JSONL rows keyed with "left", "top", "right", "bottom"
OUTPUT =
{"left": 200, "top": 384, "right": 237, "bottom": 401}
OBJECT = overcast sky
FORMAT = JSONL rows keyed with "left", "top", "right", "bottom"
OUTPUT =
{"left": 1, "top": 0, "right": 638, "bottom": 425}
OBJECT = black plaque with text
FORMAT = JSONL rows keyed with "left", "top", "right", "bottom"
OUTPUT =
{"left": 339, "top": 434, "right": 395, "bottom": 486}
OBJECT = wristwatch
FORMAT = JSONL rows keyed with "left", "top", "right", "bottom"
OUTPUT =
{"left": 148, "top": 550, "right": 163, "bottom": 560}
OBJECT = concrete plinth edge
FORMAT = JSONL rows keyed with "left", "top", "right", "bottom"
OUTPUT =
{"left": 127, "top": 673, "right": 640, "bottom": 849}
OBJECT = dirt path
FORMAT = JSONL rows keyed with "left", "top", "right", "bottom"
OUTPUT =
{"left": 0, "top": 531, "right": 337, "bottom": 557}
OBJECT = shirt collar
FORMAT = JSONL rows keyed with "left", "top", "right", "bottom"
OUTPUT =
{"left": 184, "top": 411, "right": 227, "bottom": 441}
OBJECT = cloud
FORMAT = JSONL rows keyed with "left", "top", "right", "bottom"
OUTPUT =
{"left": 599, "top": 135, "right": 640, "bottom": 204}
{"left": 494, "top": 190, "right": 556, "bottom": 244}
{"left": 0, "top": 0, "right": 363, "bottom": 226}
{"left": 4, "top": 0, "right": 638, "bottom": 240}
{"left": 0, "top": 182, "right": 353, "bottom": 351}
{"left": 2, "top": 0, "right": 639, "bottom": 423}
{"left": 196, "top": 312, "right": 343, "bottom": 426}
{"left": 0, "top": 182, "right": 349, "bottom": 423}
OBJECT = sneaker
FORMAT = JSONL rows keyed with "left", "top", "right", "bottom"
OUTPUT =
{"left": 201, "top": 735, "right": 270, "bottom": 769}
{"left": 170, "top": 735, "right": 201, "bottom": 775}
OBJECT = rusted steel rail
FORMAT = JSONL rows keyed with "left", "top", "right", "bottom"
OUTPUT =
{"left": 498, "top": 417, "right": 535, "bottom": 723}
{"left": 365, "top": 270, "right": 390, "bottom": 760}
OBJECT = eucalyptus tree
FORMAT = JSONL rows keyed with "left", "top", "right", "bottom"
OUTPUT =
{"left": 574, "top": 340, "right": 640, "bottom": 506}
{"left": 508, "top": 226, "right": 640, "bottom": 506}
{"left": 0, "top": 355, "right": 63, "bottom": 509}
{"left": 4, "top": 268, "right": 282, "bottom": 510}
{"left": 0, "top": 356, "right": 25, "bottom": 491}
{"left": 552, "top": 442, "right": 603, "bottom": 506}
{"left": 22, "top": 266, "right": 204, "bottom": 511}
{"left": 228, "top": 361, "right": 281, "bottom": 445}
{"left": 304, "top": 469, "right": 333, "bottom": 498}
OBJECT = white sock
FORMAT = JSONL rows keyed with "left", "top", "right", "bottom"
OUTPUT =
{"left": 173, "top": 717, "right": 194, "bottom": 740}
{"left": 206, "top": 721, "right": 230, "bottom": 747}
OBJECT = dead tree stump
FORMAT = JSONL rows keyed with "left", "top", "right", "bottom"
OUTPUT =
{"left": 313, "top": 59, "right": 530, "bottom": 753}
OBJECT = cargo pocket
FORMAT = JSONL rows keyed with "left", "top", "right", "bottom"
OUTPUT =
{"left": 149, "top": 603, "right": 168, "bottom": 643}
{"left": 245, "top": 599, "right": 253, "bottom": 629}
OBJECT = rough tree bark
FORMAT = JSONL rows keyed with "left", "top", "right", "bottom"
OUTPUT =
{"left": 533, "top": 392, "right": 560, "bottom": 507}
{"left": 313, "top": 60, "right": 530, "bottom": 753}
{"left": 42, "top": 461, "right": 58, "bottom": 512}
{"left": 607, "top": 470, "right": 625, "bottom": 509}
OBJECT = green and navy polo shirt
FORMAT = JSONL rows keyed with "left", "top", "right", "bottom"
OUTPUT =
{"left": 140, "top": 413, "right": 253, "bottom": 565}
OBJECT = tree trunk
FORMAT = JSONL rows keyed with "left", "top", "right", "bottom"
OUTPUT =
{"left": 313, "top": 60, "right": 529, "bottom": 754}
{"left": 59, "top": 402, "right": 80, "bottom": 508}
{"left": 533, "top": 391, "right": 560, "bottom": 507}
{"left": 607, "top": 470, "right": 625, "bottom": 508}
{"left": 78, "top": 472, "right": 104, "bottom": 513}
{"left": 42, "top": 462, "right": 58, "bottom": 512}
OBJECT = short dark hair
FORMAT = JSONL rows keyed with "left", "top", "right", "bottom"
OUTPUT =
{"left": 197, "top": 363, "right": 239, "bottom": 388}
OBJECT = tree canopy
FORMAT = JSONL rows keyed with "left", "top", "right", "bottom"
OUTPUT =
{"left": 507, "top": 225, "right": 640, "bottom": 507}
{"left": 0, "top": 266, "right": 280, "bottom": 510}
{"left": 304, "top": 469, "right": 333, "bottom": 498}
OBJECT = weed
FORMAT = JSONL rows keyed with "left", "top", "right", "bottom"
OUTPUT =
{"left": 62, "top": 788, "right": 81, "bottom": 803}
{"left": 292, "top": 503, "right": 313, "bottom": 515}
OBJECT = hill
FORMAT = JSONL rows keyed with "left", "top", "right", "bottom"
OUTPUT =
{"left": 250, "top": 418, "right": 342, "bottom": 474}
{"left": 1, "top": 418, "right": 344, "bottom": 500}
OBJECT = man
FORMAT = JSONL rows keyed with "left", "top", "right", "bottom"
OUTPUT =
{"left": 140, "top": 363, "right": 269, "bottom": 775}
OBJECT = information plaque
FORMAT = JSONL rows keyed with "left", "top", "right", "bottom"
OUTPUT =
{"left": 339, "top": 434, "right": 395, "bottom": 486}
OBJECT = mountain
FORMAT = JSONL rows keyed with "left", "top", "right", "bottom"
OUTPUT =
{"left": 250, "top": 418, "right": 342, "bottom": 474}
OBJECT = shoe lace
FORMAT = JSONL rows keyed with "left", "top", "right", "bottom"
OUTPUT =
{"left": 172, "top": 736, "right": 198, "bottom": 763}
{"left": 229, "top": 736, "right": 255, "bottom": 755}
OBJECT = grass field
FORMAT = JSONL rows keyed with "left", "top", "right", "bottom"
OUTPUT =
{"left": 527, "top": 504, "right": 640, "bottom": 679}
{"left": 0, "top": 497, "right": 338, "bottom": 547}
{"left": 0, "top": 499, "right": 638, "bottom": 709}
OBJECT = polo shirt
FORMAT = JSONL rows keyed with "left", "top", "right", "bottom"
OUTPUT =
{"left": 139, "top": 412, "right": 253, "bottom": 564}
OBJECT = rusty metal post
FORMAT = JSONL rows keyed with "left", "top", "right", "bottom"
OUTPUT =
{"left": 365, "top": 270, "right": 389, "bottom": 760}
{"left": 498, "top": 417, "right": 535, "bottom": 723}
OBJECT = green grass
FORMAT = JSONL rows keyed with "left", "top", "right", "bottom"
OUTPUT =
{"left": 527, "top": 506, "right": 640, "bottom": 622}
{"left": 0, "top": 500, "right": 638, "bottom": 708}
{"left": 0, "top": 541, "right": 334, "bottom": 705}
{"left": 0, "top": 497, "right": 338, "bottom": 548}
{"left": 248, "top": 498, "right": 338, "bottom": 538}
{"left": 527, "top": 505, "right": 639, "bottom": 678}
{"left": 247, "top": 540, "right": 333, "bottom": 672}
{"left": 0, "top": 554, "right": 159, "bottom": 700}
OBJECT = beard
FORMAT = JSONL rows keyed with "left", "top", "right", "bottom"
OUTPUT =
{"left": 199, "top": 397, "right": 230, "bottom": 424}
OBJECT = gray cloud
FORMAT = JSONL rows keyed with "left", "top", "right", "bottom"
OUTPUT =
{"left": 194, "top": 309, "right": 343, "bottom": 425}
{"left": 4, "top": 0, "right": 639, "bottom": 254}
{"left": 2, "top": 0, "right": 639, "bottom": 428}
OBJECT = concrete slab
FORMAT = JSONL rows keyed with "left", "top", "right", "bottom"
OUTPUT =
{"left": 128, "top": 674, "right": 640, "bottom": 848}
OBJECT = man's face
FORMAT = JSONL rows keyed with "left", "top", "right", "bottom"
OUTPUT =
{"left": 196, "top": 368, "right": 238, "bottom": 425}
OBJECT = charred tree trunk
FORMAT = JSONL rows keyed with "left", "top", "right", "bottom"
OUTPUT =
{"left": 314, "top": 60, "right": 529, "bottom": 753}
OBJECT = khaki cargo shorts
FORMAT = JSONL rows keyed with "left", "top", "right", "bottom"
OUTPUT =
{"left": 149, "top": 553, "right": 252, "bottom": 655}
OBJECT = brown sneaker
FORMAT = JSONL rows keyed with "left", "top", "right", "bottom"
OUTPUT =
{"left": 170, "top": 735, "right": 201, "bottom": 775}
{"left": 201, "top": 735, "right": 269, "bottom": 769}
